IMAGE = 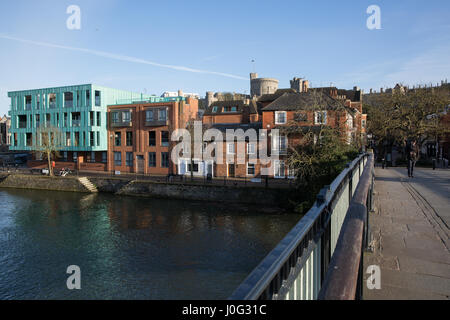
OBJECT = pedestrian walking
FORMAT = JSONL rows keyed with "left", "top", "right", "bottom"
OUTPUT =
{"left": 406, "top": 140, "right": 419, "bottom": 177}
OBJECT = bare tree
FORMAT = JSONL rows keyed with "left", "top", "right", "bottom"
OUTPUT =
{"left": 32, "top": 126, "right": 64, "bottom": 176}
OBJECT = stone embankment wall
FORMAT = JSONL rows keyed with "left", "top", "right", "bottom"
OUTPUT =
{"left": 0, "top": 174, "right": 292, "bottom": 207}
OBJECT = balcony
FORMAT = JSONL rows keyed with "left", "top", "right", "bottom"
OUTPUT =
{"left": 111, "top": 120, "right": 132, "bottom": 128}
{"left": 145, "top": 119, "right": 169, "bottom": 127}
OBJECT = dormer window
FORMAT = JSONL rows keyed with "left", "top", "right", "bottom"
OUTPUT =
{"left": 223, "top": 106, "right": 237, "bottom": 112}
{"left": 314, "top": 111, "right": 327, "bottom": 125}
{"left": 212, "top": 106, "right": 219, "bottom": 113}
{"left": 275, "top": 111, "right": 287, "bottom": 124}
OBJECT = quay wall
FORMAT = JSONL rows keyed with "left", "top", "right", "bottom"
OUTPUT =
{"left": 0, "top": 174, "right": 292, "bottom": 207}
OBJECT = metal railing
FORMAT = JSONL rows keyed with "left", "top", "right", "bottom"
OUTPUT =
{"left": 229, "top": 152, "right": 373, "bottom": 300}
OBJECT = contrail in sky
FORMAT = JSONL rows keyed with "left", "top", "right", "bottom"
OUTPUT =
{"left": 0, "top": 34, "right": 247, "bottom": 80}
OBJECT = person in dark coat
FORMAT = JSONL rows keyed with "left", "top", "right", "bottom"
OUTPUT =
{"left": 406, "top": 140, "right": 419, "bottom": 177}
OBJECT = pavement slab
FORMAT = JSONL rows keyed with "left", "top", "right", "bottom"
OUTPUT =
{"left": 363, "top": 167, "right": 450, "bottom": 300}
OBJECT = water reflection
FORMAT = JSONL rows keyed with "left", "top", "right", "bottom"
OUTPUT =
{"left": 0, "top": 189, "right": 300, "bottom": 299}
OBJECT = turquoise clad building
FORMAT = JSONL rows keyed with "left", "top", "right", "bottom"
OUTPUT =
{"left": 8, "top": 84, "right": 149, "bottom": 168}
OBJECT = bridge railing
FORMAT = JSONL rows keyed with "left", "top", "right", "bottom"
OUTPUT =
{"left": 229, "top": 152, "right": 374, "bottom": 300}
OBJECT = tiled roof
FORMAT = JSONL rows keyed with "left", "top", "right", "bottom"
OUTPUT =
{"left": 257, "top": 88, "right": 296, "bottom": 102}
{"left": 262, "top": 92, "right": 347, "bottom": 111}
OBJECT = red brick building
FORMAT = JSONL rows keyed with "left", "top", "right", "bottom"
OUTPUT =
{"left": 107, "top": 97, "right": 198, "bottom": 175}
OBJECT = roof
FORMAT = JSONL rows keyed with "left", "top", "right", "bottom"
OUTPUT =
{"left": 262, "top": 91, "right": 348, "bottom": 112}
{"left": 257, "top": 88, "right": 296, "bottom": 102}
{"left": 203, "top": 122, "right": 262, "bottom": 133}
{"left": 204, "top": 100, "right": 258, "bottom": 115}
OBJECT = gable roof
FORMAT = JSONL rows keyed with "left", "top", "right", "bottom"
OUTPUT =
{"left": 257, "top": 88, "right": 296, "bottom": 102}
{"left": 262, "top": 91, "right": 348, "bottom": 112}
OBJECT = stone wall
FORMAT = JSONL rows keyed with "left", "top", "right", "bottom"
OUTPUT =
{"left": 0, "top": 174, "right": 292, "bottom": 207}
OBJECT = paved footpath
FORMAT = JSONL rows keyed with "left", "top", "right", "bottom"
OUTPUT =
{"left": 363, "top": 167, "right": 450, "bottom": 299}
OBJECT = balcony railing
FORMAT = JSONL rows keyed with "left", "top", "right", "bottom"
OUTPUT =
{"left": 229, "top": 152, "right": 374, "bottom": 300}
{"left": 145, "top": 119, "right": 169, "bottom": 127}
{"left": 72, "top": 120, "right": 81, "bottom": 127}
{"left": 111, "top": 120, "right": 132, "bottom": 127}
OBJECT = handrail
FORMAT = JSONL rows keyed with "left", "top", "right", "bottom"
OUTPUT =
{"left": 318, "top": 153, "right": 374, "bottom": 299}
{"left": 229, "top": 152, "right": 370, "bottom": 300}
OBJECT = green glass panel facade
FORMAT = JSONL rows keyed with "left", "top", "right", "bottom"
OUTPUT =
{"left": 8, "top": 84, "right": 148, "bottom": 152}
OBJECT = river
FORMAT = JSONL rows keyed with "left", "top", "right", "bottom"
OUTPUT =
{"left": 0, "top": 188, "right": 300, "bottom": 299}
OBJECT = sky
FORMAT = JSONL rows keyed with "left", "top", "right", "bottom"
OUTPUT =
{"left": 0, "top": 0, "right": 449, "bottom": 115}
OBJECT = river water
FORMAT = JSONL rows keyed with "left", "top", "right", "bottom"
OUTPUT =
{"left": 0, "top": 188, "right": 300, "bottom": 299}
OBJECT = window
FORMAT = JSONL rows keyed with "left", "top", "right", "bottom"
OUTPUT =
{"left": 247, "top": 163, "right": 255, "bottom": 175}
{"left": 48, "top": 94, "right": 56, "bottom": 109}
{"left": 288, "top": 166, "right": 296, "bottom": 179}
{"left": 314, "top": 111, "right": 327, "bottom": 125}
{"left": 64, "top": 113, "right": 68, "bottom": 127}
{"left": 149, "top": 131, "right": 156, "bottom": 146}
{"left": 35, "top": 114, "right": 40, "bottom": 128}
{"left": 114, "top": 152, "right": 122, "bottom": 166}
{"left": 223, "top": 106, "right": 237, "bottom": 112}
{"left": 247, "top": 143, "right": 255, "bottom": 155}
{"left": 275, "top": 111, "right": 287, "bottom": 124}
{"left": 86, "top": 90, "right": 91, "bottom": 106}
{"left": 77, "top": 91, "right": 81, "bottom": 107}
{"left": 73, "top": 152, "right": 78, "bottom": 162}
{"left": 74, "top": 132, "right": 80, "bottom": 147}
{"left": 362, "top": 119, "right": 366, "bottom": 129}
{"left": 148, "top": 152, "right": 156, "bottom": 167}
{"left": 64, "top": 92, "right": 73, "bottom": 108}
{"left": 26, "top": 133, "right": 32, "bottom": 146}
{"left": 123, "top": 111, "right": 131, "bottom": 122}
{"left": 90, "top": 111, "right": 94, "bottom": 126}
{"left": 46, "top": 114, "right": 51, "bottom": 127}
{"left": 25, "top": 95, "right": 32, "bottom": 110}
{"left": 90, "top": 132, "right": 95, "bottom": 146}
{"left": 87, "top": 151, "right": 95, "bottom": 163}
{"left": 145, "top": 109, "right": 154, "bottom": 122}
{"left": 18, "top": 115, "right": 27, "bottom": 128}
{"left": 97, "top": 132, "right": 100, "bottom": 146}
{"left": 161, "top": 131, "right": 169, "bottom": 147}
{"left": 97, "top": 112, "right": 101, "bottom": 126}
{"left": 95, "top": 90, "right": 101, "bottom": 106}
{"left": 36, "top": 94, "right": 40, "bottom": 110}
{"left": 66, "top": 132, "right": 71, "bottom": 146}
{"left": 212, "top": 106, "right": 219, "bottom": 113}
{"left": 101, "top": 152, "right": 107, "bottom": 163}
{"left": 63, "top": 152, "right": 68, "bottom": 162}
{"left": 112, "top": 112, "right": 119, "bottom": 123}
{"left": 126, "top": 152, "right": 133, "bottom": 167}
{"left": 188, "top": 162, "right": 199, "bottom": 172}
{"left": 274, "top": 160, "right": 285, "bottom": 178}
{"left": 71, "top": 112, "right": 81, "bottom": 127}
{"left": 227, "top": 143, "right": 235, "bottom": 154}
{"left": 126, "top": 131, "right": 133, "bottom": 146}
{"left": 161, "top": 152, "right": 169, "bottom": 168}
{"left": 158, "top": 109, "right": 167, "bottom": 121}
{"left": 295, "top": 112, "right": 308, "bottom": 122}
{"left": 273, "top": 135, "right": 288, "bottom": 153}
{"left": 115, "top": 132, "right": 121, "bottom": 146}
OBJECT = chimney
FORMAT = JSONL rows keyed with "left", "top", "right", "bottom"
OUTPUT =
{"left": 178, "top": 89, "right": 183, "bottom": 97}
{"left": 370, "top": 88, "right": 373, "bottom": 94}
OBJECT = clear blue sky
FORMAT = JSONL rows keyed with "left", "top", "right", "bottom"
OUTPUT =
{"left": 1, "top": 0, "right": 449, "bottom": 115}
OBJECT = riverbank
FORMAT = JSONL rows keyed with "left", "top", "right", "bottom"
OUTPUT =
{"left": 0, "top": 173, "right": 294, "bottom": 208}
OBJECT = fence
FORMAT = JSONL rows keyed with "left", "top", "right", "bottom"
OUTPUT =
{"left": 229, "top": 152, "right": 374, "bottom": 300}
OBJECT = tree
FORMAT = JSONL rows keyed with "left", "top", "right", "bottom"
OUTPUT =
{"left": 364, "top": 86, "right": 450, "bottom": 159}
{"left": 32, "top": 126, "right": 64, "bottom": 176}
